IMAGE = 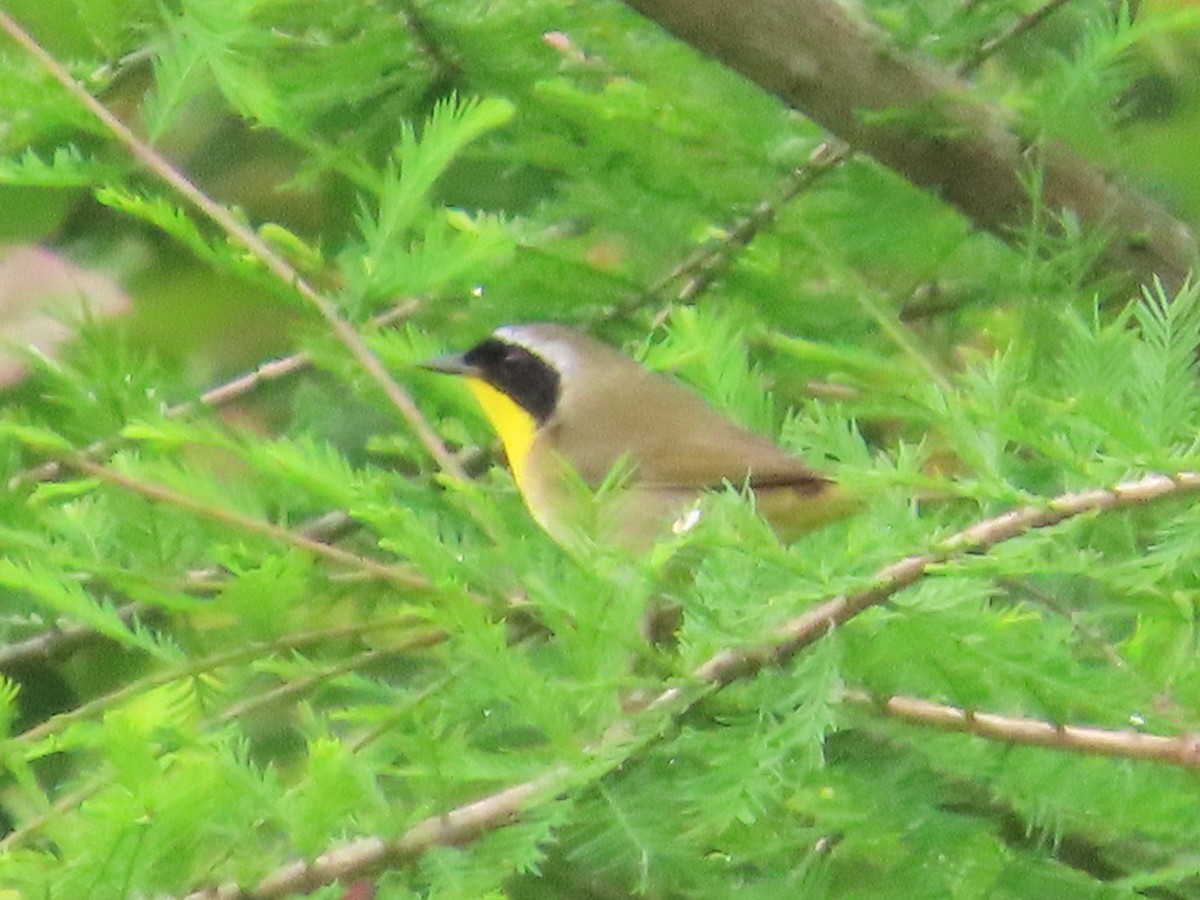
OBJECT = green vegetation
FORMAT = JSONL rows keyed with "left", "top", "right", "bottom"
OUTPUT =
{"left": 1, "top": 0, "right": 1200, "bottom": 897}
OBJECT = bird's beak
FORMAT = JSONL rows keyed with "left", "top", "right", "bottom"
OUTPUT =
{"left": 419, "top": 352, "right": 476, "bottom": 376}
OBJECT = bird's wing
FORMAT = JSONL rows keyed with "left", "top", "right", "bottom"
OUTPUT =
{"left": 632, "top": 427, "right": 829, "bottom": 491}
{"left": 551, "top": 369, "right": 828, "bottom": 491}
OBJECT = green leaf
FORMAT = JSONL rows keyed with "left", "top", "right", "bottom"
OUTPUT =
{"left": 0, "top": 558, "right": 178, "bottom": 662}
{"left": 0, "top": 421, "right": 75, "bottom": 453}
{"left": 0, "top": 146, "right": 120, "bottom": 188}
{"left": 1131, "top": 278, "right": 1200, "bottom": 448}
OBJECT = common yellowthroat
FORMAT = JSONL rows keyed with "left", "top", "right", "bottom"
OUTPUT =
{"left": 424, "top": 324, "right": 855, "bottom": 552}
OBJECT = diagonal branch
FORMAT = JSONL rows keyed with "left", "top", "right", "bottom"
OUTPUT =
{"left": 842, "top": 689, "right": 1200, "bottom": 766}
{"left": 632, "top": 0, "right": 1090, "bottom": 317}
{"left": 0, "top": 509, "right": 377, "bottom": 672}
{"left": 664, "top": 472, "right": 1200, "bottom": 698}
{"left": 174, "top": 469, "right": 1200, "bottom": 899}
{"left": 638, "top": 140, "right": 852, "bottom": 309}
{"left": 235, "top": 773, "right": 565, "bottom": 900}
{"left": 0, "top": 12, "right": 465, "bottom": 480}
{"left": 618, "top": 0, "right": 1198, "bottom": 295}
{"left": 959, "top": 0, "right": 1076, "bottom": 76}
{"left": 0, "top": 603, "right": 150, "bottom": 669}
{"left": 64, "top": 456, "right": 432, "bottom": 590}
{"left": 394, "top": 0, "right": 462, "bottom": 88}
{"left": 7, "top": 299, "right": 420, "bottom": 490}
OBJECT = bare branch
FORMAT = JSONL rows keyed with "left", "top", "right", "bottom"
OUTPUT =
{"left": 0, "top": 603, "right": 148, "bottom": 668}
{"left": 843, "top": 689, "right": 1200, "bottom": 767}
{"left": 959, "top": 0, "right": 1075, "bottom": 75}
{"left": 183, "top": 772, "right": 567, "bottom": 900}
{"left": 8, "top": 294, "right": 415, "bottom": 488}
{"left": 214, "top": 631, "right": 446, "bottom": 725}
{"left": 639, "top": 139, "right": 852, "bottom": 310}
{"left": 9, "top": 350, "right": 312, "bottom": 490}
{"left": 662, "top": 472, "right": 1200, "bottom": 699}
{"left": 0, "top": 300, "right": 421, "bottom": 669}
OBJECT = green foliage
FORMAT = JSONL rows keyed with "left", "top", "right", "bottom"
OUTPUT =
{"left": 0, "top": 146, "right": 121, "bottom": 187}
{"left": 95, "top": 187, "right": 273, "bottom": 287}
{"left": 146, "top": 0, "right": 286, "bottom": 137}
{"left": 344, "top": 95, "right": 517, "bottom": 308}
{"left": 0, "top": 0, "right": 1199, "bottom": 898}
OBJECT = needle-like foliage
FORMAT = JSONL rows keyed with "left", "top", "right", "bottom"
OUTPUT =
{"left": 0, "top": 1, "right": 1199, "bottom": 898}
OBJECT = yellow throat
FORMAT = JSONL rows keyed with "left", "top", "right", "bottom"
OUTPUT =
{"left": 466, "top": 377, "right": 538, "bottom": 491}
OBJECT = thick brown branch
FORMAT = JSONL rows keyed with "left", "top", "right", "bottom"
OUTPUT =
{"left": 634, "top": 1, "right": 1080, "bottom": 316}
{"left": 619, "top": 0, "right": 1198, "bottom": 294}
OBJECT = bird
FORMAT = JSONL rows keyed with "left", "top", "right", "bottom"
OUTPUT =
{"left": 423, "top": 323, "right": 855, "bottom": 553}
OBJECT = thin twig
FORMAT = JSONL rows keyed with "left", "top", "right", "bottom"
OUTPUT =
{"left": 842, "top": 688, "right": 1200, "bottom": 766}
{"left": 659, "top": 471, "right": 1200, "bottom": 702}
{"left": 959, "top": 0, "right": 1076, "bottom": 75}
{"left": 0, "top": 603, "right": 148, "bottom": 668}
{"left": 394, "top": 0, "right": 462, "bottom": 86}
{"left": 8, "top": 351, "right": 313, "bottom": 489}
{"left": 0, "top": 509, "right": 377, "bottom": 672}
{"left": 215, "top": 631, "right": 446, "bottom": 724}
{"left": 65, "top": 456, "right": 432, "bottom": 590}
{"left": 0, "top": 782, "right": 107, "bottom": 855}
{"left": 174, "top": 470, "right": 1200, "bottom": 900}
{"left": 0, "top": 11, "right": 463, "bottom": 479}
{"left": 639, "top": 139, "right": 851, "bottom": 310}
{"left": 997, "top": 577, "right": 1128, "bottom": 670}
{"left": 11, "top": 615, "right": 430, "bottom": 747}
{"left": 8, "top": 296, "right": 418, "bottom": 490}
